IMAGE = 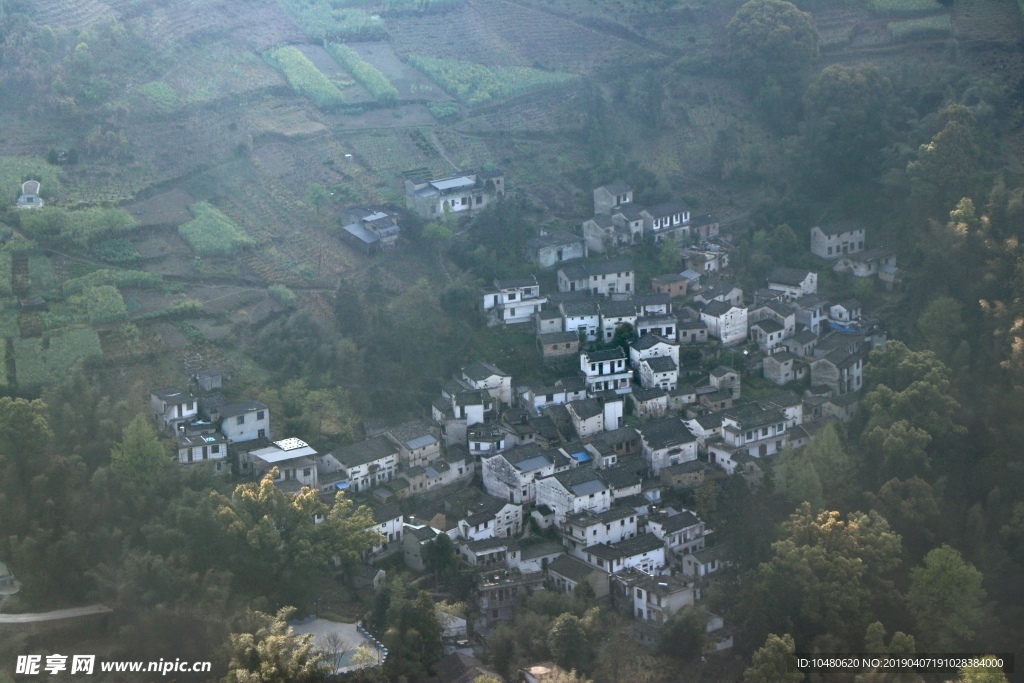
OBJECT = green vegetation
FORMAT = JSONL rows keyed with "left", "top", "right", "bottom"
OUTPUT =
{"left": 14, "top": 328, "right": 102, "bottom": 389}
{"left": 84, "top": 285, "right": 128, "bottom": 324}
{"left": 264, "top": 46, "right": 347, "bottom": 109}
{"left": 90, "top": 238, "right": 140, "bottom": 265}
{"left": 325, "top": 43, "right": 399, "bottom": 104}
{"left": 138, "top": 81, "right": 182, "bottom": 112}
{"left": 62, "top": 269, "right": 161, "bottom": 296}
{"left": 867, "top": 0, "right": 943, "bottom": 15}
{"left": 0, "top": 251, "right": 12, "bottom": 296}
{"left": 19, "top": 206, "right": 138, "bottom": 246}
{"left": 0, "top": 157, "right": 61, "bottom": 201}
{"left": 178, "top": 202, "right": 255, "bottom": 256}
{"left": 269, "top": 284, "right": 297, "bottom": 308}
{"left": 408, "top": 56, "right": 576, "bottom": 107}
{"left": 427, "top": 100, "right": 461, "bottom": 121}
{"left": 28, "top": 253, "right": 59, "bottom": 297}
{"left": 383, "top": 0, "right": 462, "bottom": 12}
{"left": 887, "top": 14, "right": 952, "bottom": 39}
{"left": 275, "top": 0, "right": 386, "bottom": 41}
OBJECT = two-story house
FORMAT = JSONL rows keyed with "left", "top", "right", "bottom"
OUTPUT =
{"left": 385, "top": 421, "right": 441, "bottom": 468}
{"left": 456, "top": 496, "right": 523, "bottom": 540}
{"left": 810, "top": 348, "right": 864, "bottom": 396}
{"left": 482, "top": 446, "right": 556, "bottom": 504}
{"left": 582, "top": 533, "right": 666, "bottom": 575}
{"left": 335, "top": 435, "right": 399, "bottom": 493}
{"left": 559, "top": 299, "right": 601, "bottom": 342}
{"left": 151, "top": 387, "right": 198, "bottom": 433}
{"left": 708, "top": 403, "right": 788, "bottom": 473}
{"left": 830, "top": 299, "right": 862, "bottom": 324}
{"left": 580, "top": 348, "right": 632, "bottom": 394}
{"left": 700, "top": 300, "right": 748, "bottom": 345}
{"left": 557, "top": 259, "right": 634, "bottom": 297}
{"left": 562, "top": 506, "right": 639, "bottom": 559}
{"left": 535, "top": 467, "right": 612, "bottom": 527}
{"left": 833, "top": 248, "right": 899, "bottom": 285}
{"left": 642, "top": 201, "right": 691, "bottom": 243}
{"left": 566, "top": 399, "right": 605, "bottom": 439}
{"left": 341, "top": 207, "right": 400, "bottom": 253}
{"left": 766, "top": 267, "right": 818, "bottom": 301}
{"left": 242, "top": 438, "right": 319, "bottom": 492}
{"left": 629, "top": 334, "right": 680, "bottom": 372}
{"left": 367, "top": 503, "right": 403, "bottom": 558}
{"left": 218, "top": 401, "right": 270, "bottom": 444}
{"left": 638, "top": 357, "right": 679, "bottom": 392}
{"left": 481, "top": 277, "right": 548, "bottom": 325}
{"left": 647, "top": 510, "right": 705, "bottom": 561}
{"left": 176, "top": 432, "right": 229, "bottom": 472}
{"left": 790, "top": 295, "right": 829, "bottom": 335}
{"left": 638, "top": 417, "right": 698, "bottom": 475}
{"left": 599, "top": 299, "right": 638, "bottom": 343}
{"left": 593, "top": 181, "right": 633, "bottom": 215}
{"left": 460, "top": 361, "right": 513, "bottom": 407}
{"left": 694, "top": 283, "right": 743, "bottom": 308}
{"left": 405, "top": 169, "right": 504, "bottom": 218}
{"left": 811, "top": 220, "right": 865, "bottom": 260}
{"left": 524, "top": 233, "right": 587, "bottom": 268}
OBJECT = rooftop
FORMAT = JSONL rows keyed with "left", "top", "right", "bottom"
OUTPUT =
{"left": 559, "top": 258, "right": 633, "bottom": 280}
{"left": 639, "top": 417, "right": 697, "bottom": 449}
{"left": 335, "top": 435, "right": 398, "bottom": 468}
{"left": 768, "top": 267, "right": 814, "bottom": 287}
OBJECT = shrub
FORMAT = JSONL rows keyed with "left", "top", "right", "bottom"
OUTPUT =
{"left": 325, "top": 43, "right": 399, "bottom": 104}
{"left": 408, "top": 56, "right": 575, "bottom": 107}
{"left": 28, "top": 253, "right": 59, "bottom": 297}
{"left": 265, "top": 46, "right": 348, "bottom": 109}
{"left": 90, "top": 238, "right": 140, "bottom": 264}
{"left": 277, "top": 0, "right": 386, "bottom": 40}
{"left": 427, "top": 101, "right": 461, "bottom": 121}
{"left": 269, "top": 284, "right": 297, "bottom": 308}
{"left": 84, "top": 285, "right": 128, "bottom": 324}
{"left": 139, "top": 81, "right": 181, "bottom": 112}
{"left": 19, "top": 206, "right": 138, "bottom": 245}
{"left": 178, "top": 202, "right": 255, "bottom": 256}
{"left": 14, "top": 328, "right": 102, "bottom": 390}
{"left": 887, "top": 14, "right": 952, "bottom": 39}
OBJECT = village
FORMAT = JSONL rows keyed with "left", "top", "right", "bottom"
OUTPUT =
{"left": 141, "top": 168, "right": 902, "bottom": 679}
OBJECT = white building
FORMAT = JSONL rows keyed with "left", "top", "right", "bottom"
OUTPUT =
{"left": 481, "top": 277, "right": 548, "bottom": 325}
{"left": 334, "top": 435, "right": 399, "bottom": 493}
{"left": 481, "top": 446, "right": 556, "bottom": 504}
{"left": 810, "top": 220, "right": 866, "bottom": 260}
{"left": 699, "top": 300, "right": 748, "bottom": 345}
{"left": 460, "top": 361, "right": 513, "bottom": 407}
{"left": 560, "top": 299, "right": 601, "bottom": 342}
{"left": 638, "top": 417, "right": 698, "bottom": 475}
{"left": 593, "top": 180, "right": 633, "bottom": 215}
{"left": 218, "top": 401, "right": 270, "bottom": 444}
{"left": 242, "top": 438, "right": 319, "bottom": 492}
{"left": 582, "top": 533, "right": 666, "bottom": 575}
{"left": 151, "top": 387, "right": 198, "bottom": 433}
{"left": 562, "top": 507, "right": 639, "bottom": 559}
{"left": 557, "top": 259, "right": 634, "bottom": 297}
{"left": 566, "top": 399, "right": 604, "bottom": 439}
{"left": 766, "top": 267, "right": 818, "bottom": 301}
{"left": 535, "top": 467, "right": 612, "bottom": 527}
{"left": 599, "top": 299, "right": 638, "bottom": 343}
{"left": 176, "top": 433, "right": 228, "bottom": 472}
{"left": 580, "top": 348, "right": 632, "bottom": 394}
{"left": 405, "top": 169, "right": 504, "bottom": 218}
{"left": 642, "top": 201, "right": 691, "bottom": 242}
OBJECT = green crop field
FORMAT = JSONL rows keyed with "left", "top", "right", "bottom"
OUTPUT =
{"left": 276, "top": 0, "right": 386, "bottom": 41}
{"left": 19, "top": 206, "right": 139, "bottom": 246}
{"left": 14, "top": 328, "right": 104, "bottom": 390}
{"left": 888, "top": 14, "right": 952, "bottom": 38}
{"left": 0, "top": 157, "right": 61, "bottom": 201}
{"left": 84, "top": 285, "right": 129, "bottom": 324}
{"left": 326, "top": 43, "right": 400, "bottom": 104}
{"left": 28, "top": 254, "right": 59, "bottom": 297}
{"left": 408, "top": 56, "right": 577, "bottom": 107}
{"left": 265, "top": 45, "right": 348, "bottom": 109}
{"left": 62, "top": 269, "right": 163, "bottom": 296}
{"left": 179, "top": 201, "right": 256, "bottom": 256}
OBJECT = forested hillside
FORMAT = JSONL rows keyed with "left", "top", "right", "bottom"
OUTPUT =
{"left": 0, "top": 0, "right": 1022, "bottom": 680}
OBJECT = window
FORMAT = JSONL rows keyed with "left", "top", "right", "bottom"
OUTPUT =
{"left": 258, "top": 429, "right": 265, "bottom": 438}
{"left": 187, "top": 402, "right": 194, "bottom": 411}
{"left": 461, "top": 197, "right": 468, "bottom": 206}
{"left": 256, "top": 411, "right": 265, "bottom": 420}
{"left": 236, "top": 415, "right": 245, "bottom": 425}
{"left": 304, "top": 468, "right": 311, "bottom": 477}
{"left": 827, "top": 246, "right": 833, "bottom": 255}
{"left": 476, "top": 195, "right": 482, "bottom": 204}
{"left": 212, "top": 445, "right": 220, "bottom": 454}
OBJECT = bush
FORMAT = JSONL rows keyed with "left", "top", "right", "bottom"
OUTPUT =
{"left": 19, "top": 206, "right": 138, "bottom": 245}
{"left": 139, "top": 81, "right": 181, "bottom": 112}
{"left": 325, "top": 43, "right": 399, "bottom": 104}
{"left": 178, "top": 202, "right": 255, "bottom": 256}
{"left": 427, "top": 101, "right": 461, "bottom": 121}
{"left": 265, "top": 46, "right": 347, "bottom": 109}
{"left": 887, "top": 14, "right": 951, "bottom": 39}
{"left": 408, "top": 56, "right": 576, "bottom": 107}
{"left": 383, "top": 0, "right": 462, "bottom": 14}
{"left": 14, "top": 328, "right": 102, "bottom": 390}
{"left": 28, "top": 253, "right": 59, "bottom": 297}
{"left": 90, "top": 238, "right": 140, "bottom": 264}
{"left": 84, "top": 285, "right": 128, "bottom": 324}
{"left": 269, "top": 284, "right": 297, "bottom": 308}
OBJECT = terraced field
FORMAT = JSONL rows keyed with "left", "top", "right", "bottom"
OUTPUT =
{"left": 30, "top": 0, "right": 117, "bottom": 31}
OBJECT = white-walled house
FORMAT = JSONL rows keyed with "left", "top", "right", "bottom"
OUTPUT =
{"left": 566, "top": 399, "right": 604, "bottom": 439}
{"left": 629, "top": 573, "right": 696, "bottom": 625}
{"left": 461, "top": 361, "right": 513, "bottom": 406}
{"left": 638, "top": 356, "right": 678, "bottom": 392}
{"left": 385, "top": 421, "right": 441, "bottom": 468}
{"left": 638, "top": 417, "right": 698, "bottom": 475}
{"left": 335, "top": 435, "right": 399, "bottom": 493}
{"left": 830, "top": 299, "right": 862, "bottom": 323}
{"left": 177, "top": 433, "right": 228, "bottom": 472}
{"left": 560, "top": 299, "right": 601, "bottom": 342}
{"left": 648, "top": 510, "right": 705, "bottom": 560}
{"left": 599, "top": 299, "right": 638, "bottom": 343}
{"left": 525, "top": 233, "right": 587, "bottom": 268}
{"left": 700, "top": 300, "right": 748, "bottom": 345}
{"left": 708, "top": 403, "right": 788, "bottom": 473}
{"left": 368, "top": 503, "right": 403, "bottom": 557}
{"left": 242, "top": 438, "right": 319, "bottom": 492}
{"left": 151, "top": 387, "right": 198, "bottom": 433}
{"left": 642, "top": 201, "right": 691, "bottom": 242}
{"left": 580, "top": 348, "right": 632, "bottom": 394}
{"left": 218, "top": 401, "right": 270, "bottom": 444}
{"left": 594, "top": 181, "right": 633, "bottom": 215}
{"left": 562, "top": 506, "right": 639, "bottom": 559}
{"left": 833, "top": 248, "right": 899, "bottom": 285}
{"left": 457, "top": 497, "right": 523, "bottom": 540}
{"left": 557, "top": 259, "right": 634, "bottom": 297}
{"left": 482, "top": 446, "right": 556, "bottom": 504}
{"left": 405, "top": 169, "right": 504, "bottom": 218}
{"left": 766, "top": 267, "right": 817, "bottom": 301}
{"left": 811, "top": 220, "right": 865, "bottom": 260}
{"left": 582, "top": 533, "right": 666, "bottom": 575}
{"left": 481, "top": 276, "right": 547, "bottom": 325}
{"left": 535, "top": 467, "right": 612, "bottom": 527}
{"left": 629, "top": 334, "right": 680, "bottom": 371}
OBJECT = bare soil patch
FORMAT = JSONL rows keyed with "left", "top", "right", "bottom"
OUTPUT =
{"left": 347, "top": 42, "right": 449, "bottom": 102}
{"left": 127, "top": 188, "right": 194, "bottom": 226}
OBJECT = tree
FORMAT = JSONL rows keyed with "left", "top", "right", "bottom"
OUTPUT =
{"left": 548, "top": 613, "right": 592, "bottom": 675}
{"left": 225, "top": 608, "right": 327, "bottom": 683}
{"left": 866, "top": 477, "right": 941, "bottom": 558}
{"left": 917, "top": 297, "right": 969, "bottom": 366}
{"left": 657, "top": 607, "right": 706, "bottom": 662}
{"left": 727, "top": 0, "right": 818, "bottom": 89}
{"left": 110, "top": 414, "right": 169, "bottom": 493}
{"left": 907, "top": 545, "right": 986, "bottom": 652}
{"left": 956, "top": 660, "right": 1009, "bottom": 683}
{"left": 802, "top": 63, "right": 897, "bottom": 182}
{"left": 801, "top": 422, "right": 856, "bottom": 507}
{"left": 907, "top": 107, "right": 984, "bottom": 211}
{"left": 744, "top": 633, "right": 803, "bottom": 683}
{"left": 423, "top": 532, "right": 459, "bottom": 582}
{"left": 775, "top": 447, "right": 824, "bottom": 511}
{"left": 306, "top": 182, "right": 329, "bottom": 216}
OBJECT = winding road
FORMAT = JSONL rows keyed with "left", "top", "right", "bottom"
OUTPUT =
{"left": 0, "top": 604, "right": 112, "bottom": 624}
